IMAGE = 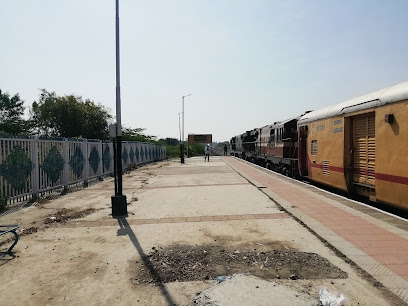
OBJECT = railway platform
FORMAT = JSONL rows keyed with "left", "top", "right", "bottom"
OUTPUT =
{"left": 0, "top": 156, "right": 407, "bottom": 305}
{"left": 225, "top": 156, "right": 408, "bottom": 304}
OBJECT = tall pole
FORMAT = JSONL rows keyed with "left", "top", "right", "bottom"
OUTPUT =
{"left": 178, "top": 112, "right": 183, "bottom": 163}
{"left": 178, "top": 113, "right": 182, "bottom": 143}
{"left": 115, "top": 0, "right": 122, "bottom": 194}
{"left": 112, "top": 0, "right": 127, "bottom": 216}
{"left": 180, "top": 94, "right": 191, "bottom": 164}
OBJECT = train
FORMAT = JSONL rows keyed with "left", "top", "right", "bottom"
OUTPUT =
{"left": 230, "top": 81, "right": 408, "bottom": 211}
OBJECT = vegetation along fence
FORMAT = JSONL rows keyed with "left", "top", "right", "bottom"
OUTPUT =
{"left": 0, "top": 136, "right": 166, "bottom": 205}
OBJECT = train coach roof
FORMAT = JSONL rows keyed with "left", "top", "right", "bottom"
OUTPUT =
{"left": 298, "top": 81, "right": 408, "bottom": 125}
{"left": 273, "top": 115, "right": 301, "bottom": 128}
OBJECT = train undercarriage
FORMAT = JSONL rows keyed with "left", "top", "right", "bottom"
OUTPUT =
{"left": 231, "top": 152, "right": 299, "bottom": 179}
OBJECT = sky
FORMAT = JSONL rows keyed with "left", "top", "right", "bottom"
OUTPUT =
{"left": 1, "top": 0, "right": 407, "bottom": 142}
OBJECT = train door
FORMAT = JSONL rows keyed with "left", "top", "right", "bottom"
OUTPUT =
{"left": 343, "top": 117, "right": 352, "bottom": 191}
{"left": 298, "top": 126, "right": 308, "bottom": 177}
{"left": 351, "top": 112, "right": 376, "bottom": 200}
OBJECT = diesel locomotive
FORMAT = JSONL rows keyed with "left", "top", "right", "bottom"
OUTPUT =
{"left": 230, "top": 81, "right": 408, "bottom": 211}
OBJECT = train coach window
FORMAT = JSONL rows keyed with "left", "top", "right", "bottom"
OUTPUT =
{"left": 276, "top": 128, "right": 284, "bottom": 141}
{"left": 311, "top": 140, "right": 318, "bottom": 155}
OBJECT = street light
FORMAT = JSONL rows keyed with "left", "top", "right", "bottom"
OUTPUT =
{"left": 180, "top": 94, "right": 191, "bottom": 163}
{"left": 111, "top": 0, "right": 127, "bottom": 217}
{"left": 178, "top": 112, "right": 182, "bottom": 143}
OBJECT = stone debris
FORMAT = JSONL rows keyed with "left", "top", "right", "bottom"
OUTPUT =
{"left": 132, "top": 244, "right": 347, "bottom": 284}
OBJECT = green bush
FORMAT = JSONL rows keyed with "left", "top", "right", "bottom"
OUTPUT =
{"left": 188, "top": 143, "right": 205, "bottom": 157}
{"left": 163, "top": 143, "right": 205, "bottom": 159}
{"left": 0, "top": 196, "right": 8, "bottom": 211}
{"left": 165, "top": 145, "right": 181, "bottom": 159}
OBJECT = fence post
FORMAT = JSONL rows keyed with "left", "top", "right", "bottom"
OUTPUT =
{"left": 98, "top": 140, "right": 103, "bottom": 181}
{"left": 83, "top": 139, "right": 89, "bottom": 187}
{"left": 135, "top": 143, "right": 140, "bottom": 166}
{"left": 63, "top": 138, "right": 69, "bottom": 193}
{"left": 109, "top": 142, "right": 114, "bottom": 175}
{"left": 31, "top": 136, "right": 40, "bottom": 200}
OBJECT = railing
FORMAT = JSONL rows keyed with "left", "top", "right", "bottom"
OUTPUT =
{"left": 0, "top": 136, "right": 166, "bottom": 204}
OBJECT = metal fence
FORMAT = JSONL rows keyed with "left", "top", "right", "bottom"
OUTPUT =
{"left": 0, "top": 136, "right": 166, "bottom": 204}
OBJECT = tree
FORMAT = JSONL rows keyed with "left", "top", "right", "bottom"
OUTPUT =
{"left": 122, "top": 127, "right": 157, "bottom": 143}
{"left": 0, "top": 89, "right": 29, "bottom": 135}
{"left": 81, "top": 100, "right": 111, "bottom": 139}
{"left": 158, "top": 138, "right": 179, "bottom": 146}
{"left": 31, "top": 89, "right": 111, "bottom": 139}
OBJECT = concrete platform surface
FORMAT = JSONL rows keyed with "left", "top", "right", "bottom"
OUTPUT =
{"left": 0, "top": 156, "right": 406, "bottom": 305}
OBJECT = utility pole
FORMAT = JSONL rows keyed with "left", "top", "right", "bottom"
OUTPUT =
{"left": 180, "top": 94, "right": 191, "bottom": 163}
{"left": 111, "top": 0, "right": 127, "bottom": 216}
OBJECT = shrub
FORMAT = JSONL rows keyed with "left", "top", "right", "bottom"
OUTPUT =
{"left": 0, "top": 196, "right": 8, "bottom": 211}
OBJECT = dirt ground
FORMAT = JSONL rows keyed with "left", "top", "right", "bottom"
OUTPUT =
{"left": 132, "top": 244, "right": 347, "bottom": 284}
{"left": 0, "top": 159, "right": 405, "bottom": 305}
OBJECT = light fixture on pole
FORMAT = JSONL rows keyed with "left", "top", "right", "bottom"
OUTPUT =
{"left": 180, "top": 94, "right": 191, "bottom": 164}
{"left": 111, "top": 0, "right": 127, "bottom": 217}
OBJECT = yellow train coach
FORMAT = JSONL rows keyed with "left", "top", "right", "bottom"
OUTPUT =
{"left": 297, "top": 81, "right": 408, "bottom": 210}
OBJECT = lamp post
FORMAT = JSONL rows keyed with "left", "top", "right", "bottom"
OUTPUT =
{"left": 111, "top": 0, "right": 127, "bottom": 217}
{"left": 180, "top": 94, "right": 191, "bottom": 163}
{"left": 178, "top": 112, "right": 182, "bottom": 143}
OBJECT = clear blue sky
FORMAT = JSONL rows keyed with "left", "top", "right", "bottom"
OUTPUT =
{"left": 1, "top": 0, "right": 407, "bottom": 142}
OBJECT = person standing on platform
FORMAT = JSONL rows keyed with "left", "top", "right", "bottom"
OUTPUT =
{"left": 223, "top": 144, "right": 228, "bottom": 156}
{"left": 205, "top": 144, "right": 211, "bottom": 162}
